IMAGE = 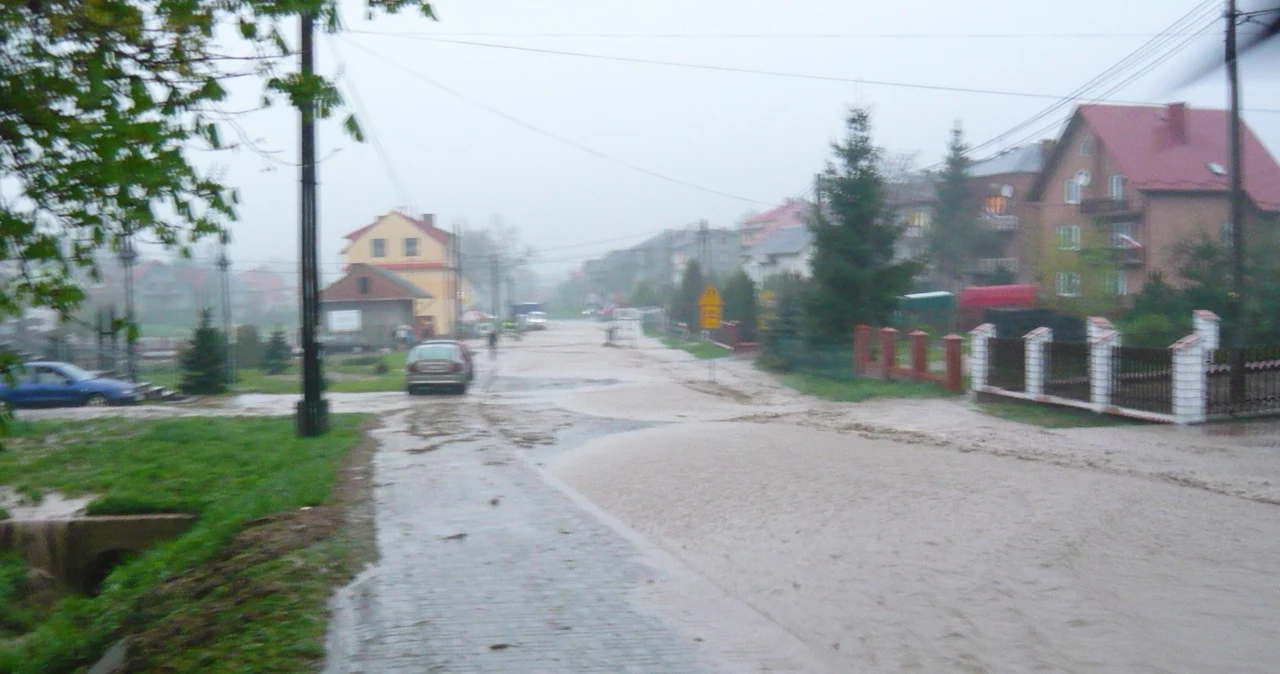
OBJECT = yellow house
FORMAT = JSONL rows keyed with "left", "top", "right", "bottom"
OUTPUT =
{"left": 340, "top": 211, "right": 473, "bottom": 337}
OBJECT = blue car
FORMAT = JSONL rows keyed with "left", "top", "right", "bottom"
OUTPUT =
{"left": 0, "top": 361, "right": 143, "bottom": 409}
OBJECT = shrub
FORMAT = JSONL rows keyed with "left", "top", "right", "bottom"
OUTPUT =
{"left": 261, "top": 329, "right": 292, "bottom": 375}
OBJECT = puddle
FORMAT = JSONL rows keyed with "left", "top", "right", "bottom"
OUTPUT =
{"left": 0, "top": 487, "right": 94, "bottom": 520}
{"left": 534, "top": 417, "right": 663, "bottom": 459}
{"left": 488, "top": 377, "right": 623, "bottom": 394}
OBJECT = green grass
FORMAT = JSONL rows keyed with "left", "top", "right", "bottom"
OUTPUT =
{"left": 0, "top": 554, "right": 36, "bottom": 640}
{"left": 138, "top": 352, "right": 408, "bottom": 395}
{"left": 0, "top": 415, "right": 369, "bottom": 674}
{"left": 660, "top": 337, "right": 732, "bottom": 360}
{"left": 978, "top": 399, "right": 1144, "bottom": 428}
{"left": 780, "top": 372, "right": 955, "bottom": 403}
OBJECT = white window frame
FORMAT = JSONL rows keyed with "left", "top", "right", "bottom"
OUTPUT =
{"left": 1110, "top": 222, "right": 1134, "bottom": 248}
{"left": 1105, "top": 271, "right": 1128, "bottom": 296}
{"left": 1109, "top": 175, "right": 1126, "bottom": 200}
{"left": 371, "top": 238, "right": 387, "bottom": 258}
{"left": 1056, "top": 225, "right": 1081, "bottom": 250}
{"left": 403, "top": 237, "right": 419, "bottom": 257}
{"left": 1056, "top": 271, "right": 1082, "bottom": 297}
{"left": 1080, "top": 136, "right": 1095, "bottom": 157}
{"left": 1064, "top": 179, "right": 1081, "bottom": 205}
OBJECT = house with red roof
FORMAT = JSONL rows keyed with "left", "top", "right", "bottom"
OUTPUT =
{"left": 1028, "top": 102, "right": 1280, "bottom": 299}
{"left": 738, "top": 199, "right": 816, "bottom": 249}
{"left": 334, "top": 211, "right": 473, "bottom": 338}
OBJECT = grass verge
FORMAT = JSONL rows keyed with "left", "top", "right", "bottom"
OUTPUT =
{"left": 139, "top": 352, "right": 408, "bottom": 395}
{"left": 978, "top": 399, "right": 1145, "bottom": 428}
{"left": 0, "top": 414, "right": 374, "bottom": 674}
{"left": 779, "top": 372, "right": 955, "bottom": 403}
{"left": 660, "top": 337, "right": 732, "bottom": 360}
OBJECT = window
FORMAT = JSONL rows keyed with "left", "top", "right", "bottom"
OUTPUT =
{"left": 1109, "top": 175, "right": 1126, "bottom": 200}
{"left": 358, "top": 277, "right": 371, "bottom": 295}
{"left": 984, "top": 195, "right": 1008, "bottom": 215}
{"left": 1064, "top": 179, "right": 1081, "bottom": 205}
{"left": 1219, "top": 221, "right": 1234, "bottom": 247}
{"left": 908, "top": 210, "right": 931, "bottom": 228}
{"left": 1056, "top": 225, "right": 1081, "bottom": 250}
{"left": 1055, "top": 272, "right": 1081, "bottom": 297}
{"left": 1105, "top": 272, "right": 1128, "bottom": 296}
{"left": 371, "top": 238, "right": 387, "bottom": 258}
{"left": 403, "top": 237, "right": 419, "bottom": 257}
{"left": 1110, "top": 222, "right": 1134, "bottom": 248}
{"left": 1080, "top": 135, "right": 1095, "bottom": 157}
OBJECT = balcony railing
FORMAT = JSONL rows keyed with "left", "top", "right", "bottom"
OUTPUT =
{"left": 1112, "top": 246, "right": 1146, "bottom": 267}
{"left": 980, "top": 213, "right": 1019, "bottom": 231}
{"left": 970, "top": 257, "right": 1019, "bottom": 274}
{"left": 1080, "top": 197, "right": 1141, "bottom": 217}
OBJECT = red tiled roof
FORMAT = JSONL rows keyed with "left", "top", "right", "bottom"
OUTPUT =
{"left": 321, "top": 263, "right": 431, "bottom": 303}
{"left": 343, "top": 211, "right": 451, "bottom": 245}
{"left": 1048, "top": 103, "right": 1280, "bottom": 210}
{"left": 742, "top": 199, "right": 812, "bottom": 227}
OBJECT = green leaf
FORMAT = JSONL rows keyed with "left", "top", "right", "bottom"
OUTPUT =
{"left": 342, "top": 113, "right": 364, "bottom": 142}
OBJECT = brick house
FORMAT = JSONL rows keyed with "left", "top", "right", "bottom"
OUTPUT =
{"left": 320, "top": 263, "right": 432, "bottom": 349}
{"left": 1028, "top": 102, "right": 1280, "bottom": 300}
{"left": 968, "top": 141, "right": 1052, "bottom": 281}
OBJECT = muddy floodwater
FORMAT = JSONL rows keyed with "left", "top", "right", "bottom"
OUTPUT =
{"left": 19, "top": 321, "right": 1280, "bottom": 673}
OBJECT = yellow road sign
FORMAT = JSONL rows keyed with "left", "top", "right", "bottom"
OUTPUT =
{"left": 698, "top": 284, "right": 723, "bottom": 308}
{"left": 700, "top": 306, "right": 722, "bottom": 330}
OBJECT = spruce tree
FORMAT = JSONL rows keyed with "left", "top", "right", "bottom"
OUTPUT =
{"left": 806, "top": 108, "right": 919, "bottom": 343}
{"left": 674, "top": 261, "right": 706, "bottom": 331}
{"left": 234, "top": 324, "right": 264, "bottom": 370}
{"left": 179, "top": 309, "right": 227, "bottom": 395}
{"left": 723, "top": 270, "right": 759, "bottom": 342}
{"left": 928, "top": 121, "right": 995, "bottom": 290}
{"left": 262, "top": 328, "right": 292, "bottom": 375}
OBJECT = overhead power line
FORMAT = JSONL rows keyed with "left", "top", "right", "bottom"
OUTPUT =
{"left": 345, "top": 29, "right": 1280, "bottom": 115}
{"left": 349, "top": 29, "right": 1241, "bottom": 40}
{"left": 339, "top": 37, "right": 772, "bottom": 207}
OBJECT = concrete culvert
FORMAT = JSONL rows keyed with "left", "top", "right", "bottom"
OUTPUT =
{"left": 86, "top": 548, "right": 135, "bottom": 595}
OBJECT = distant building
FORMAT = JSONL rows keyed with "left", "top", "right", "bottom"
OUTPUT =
{"left": 968, "top": 142, "right": 1052, "bottom": 282}
{"left": 739, "top": 199, "right": 815, "bottom": 249}
{"left": 320, "top": 263, "right": 431, "bottom": 349}
{"left": 742, "top": 225, "right": 814, "bottom": 286}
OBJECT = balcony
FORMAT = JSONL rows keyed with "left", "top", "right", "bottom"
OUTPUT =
{"left": 1111, "top": 246, "right": 1146, "bottom": 267}
{"left": 1080, "top": 197, "right": 1141, "bottom": 218}
{"left": 979, "top": 212, "right": 1019, "bottom": 231}
{"left": 970, "top": 257, "right": 1019, "bottom": 274}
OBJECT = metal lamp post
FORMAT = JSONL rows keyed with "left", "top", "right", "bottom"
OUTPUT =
{"left": 118, "top": 233, "right": 139, "bottom": 383}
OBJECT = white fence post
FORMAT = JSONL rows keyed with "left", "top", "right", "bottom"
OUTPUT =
{"left": 969, "top": 323, "right": 995, "bottom": 390}
{"left": 1088, "top": 316, "right": 1120, "bottom": 347}
{"left": 1090, "top": 329, "right": 1119, "bottom": 410}
{"left": 1193, "top": 310, "right": 1220, "bottom": 363}
{"left": 1172, "top": 334, "right": 1206, "bottom": 424}
{"left": 1024, "top": 327, "right": 1052, "bottom": 396}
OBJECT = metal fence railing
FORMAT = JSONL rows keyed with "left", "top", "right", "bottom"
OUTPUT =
{"left": 1044, "top": 341, "right": 1091, "bottom": 402}
{"left": 1111, "top": 346, "right": 1173, "bottom": 414}
{"left": 1206, "top": 345, "right": 1280, "bottom": 417}
{"left": 986, "top": 337, "right": 1026, "bottom": 391}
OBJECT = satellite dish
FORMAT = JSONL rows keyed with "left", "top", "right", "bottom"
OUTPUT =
{"left": 1075, "top": 170, "right": 1092, "bottom": 187}
{"left": 1000, "top": 184, "right": 1014, "bottom": 198}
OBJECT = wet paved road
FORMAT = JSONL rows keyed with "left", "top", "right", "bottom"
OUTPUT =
{"left": 322, "top": 345, "right": 823, "bottom": 674}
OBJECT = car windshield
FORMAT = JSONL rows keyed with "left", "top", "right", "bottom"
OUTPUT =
{"left": 56, "top": 364, "right": 95, "bottom": 381}
{"left": 409, "top": 345, "right": 457, "bottom": 361}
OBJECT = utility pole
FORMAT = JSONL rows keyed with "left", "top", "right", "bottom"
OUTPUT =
{"left": 119, "top": 231, "right": 138, "bottom": 383}
{"left": 296, "top": 10, "right": 327, "bottom": 436}
{"left": 698, "top": 219, "right": 710, "bottom": 275}
{"left": 1226, "top": 0, "right": 1247, "bottom": 403}
{"left": 218, "top": 241, "right": 235, "bottom": 386}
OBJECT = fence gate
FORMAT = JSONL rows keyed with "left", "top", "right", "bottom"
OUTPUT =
{"left": 1044, "top": 341, "right": 1091, "bottom": 402}
{"left": 1111, "top": 346, "right": 1172, "bottom": 414}
{"left": 1206, "top": 345, "right": 1280, "bottom": 417}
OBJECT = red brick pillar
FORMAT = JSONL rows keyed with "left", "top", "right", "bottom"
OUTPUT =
{"left": 943, "top": 334, "right": 963, "bottom": 393}
{"left": 909, "top": 330, "right": 929, "bottom": 381}
{"left": 879, "top": 327, "right": 898, "bottom": 380}
{"left": 854, "top": 324, "right": 872, "bottom": 376}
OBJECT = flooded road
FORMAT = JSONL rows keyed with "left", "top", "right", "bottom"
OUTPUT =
{"left": 20, "top": 320, "right": 1280, "bottom": 672}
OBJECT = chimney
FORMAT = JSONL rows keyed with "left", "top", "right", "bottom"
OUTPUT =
{"left": 420, "top": 213, "right": 435, "bottom": 228}
{"left": 1167, "top": 102, "right": 1188, "bottom": 145}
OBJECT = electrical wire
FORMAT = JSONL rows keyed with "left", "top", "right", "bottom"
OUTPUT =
{"left": 345, "top": 29, "right": 1239, "bottom": 40}
{"left": 960, "top": 0, "right": 1222, "bottom": 163}
{"left": 338, "top": 37, "right": 773, "bottom": 207}
{"left": 326, "top": 34, "right": 415, "bottom": 212}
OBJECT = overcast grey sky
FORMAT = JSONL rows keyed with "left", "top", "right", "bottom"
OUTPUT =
{"left": 199, "top": 0, "right": 1280, "bottom": 283}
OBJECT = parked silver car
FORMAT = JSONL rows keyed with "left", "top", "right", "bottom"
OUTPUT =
{"left": 405, "top": 342, "right": 471, "bottom": 395}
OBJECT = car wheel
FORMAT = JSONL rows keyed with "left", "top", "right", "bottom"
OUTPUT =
{"left": 456, "top": 384, "right": 468, "bottom": 395}
{"left": 405, "top": 386, "right": 417, "bottom": 396}
{"left": 84, "top": 393, "right": 108, "bottom": 407}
